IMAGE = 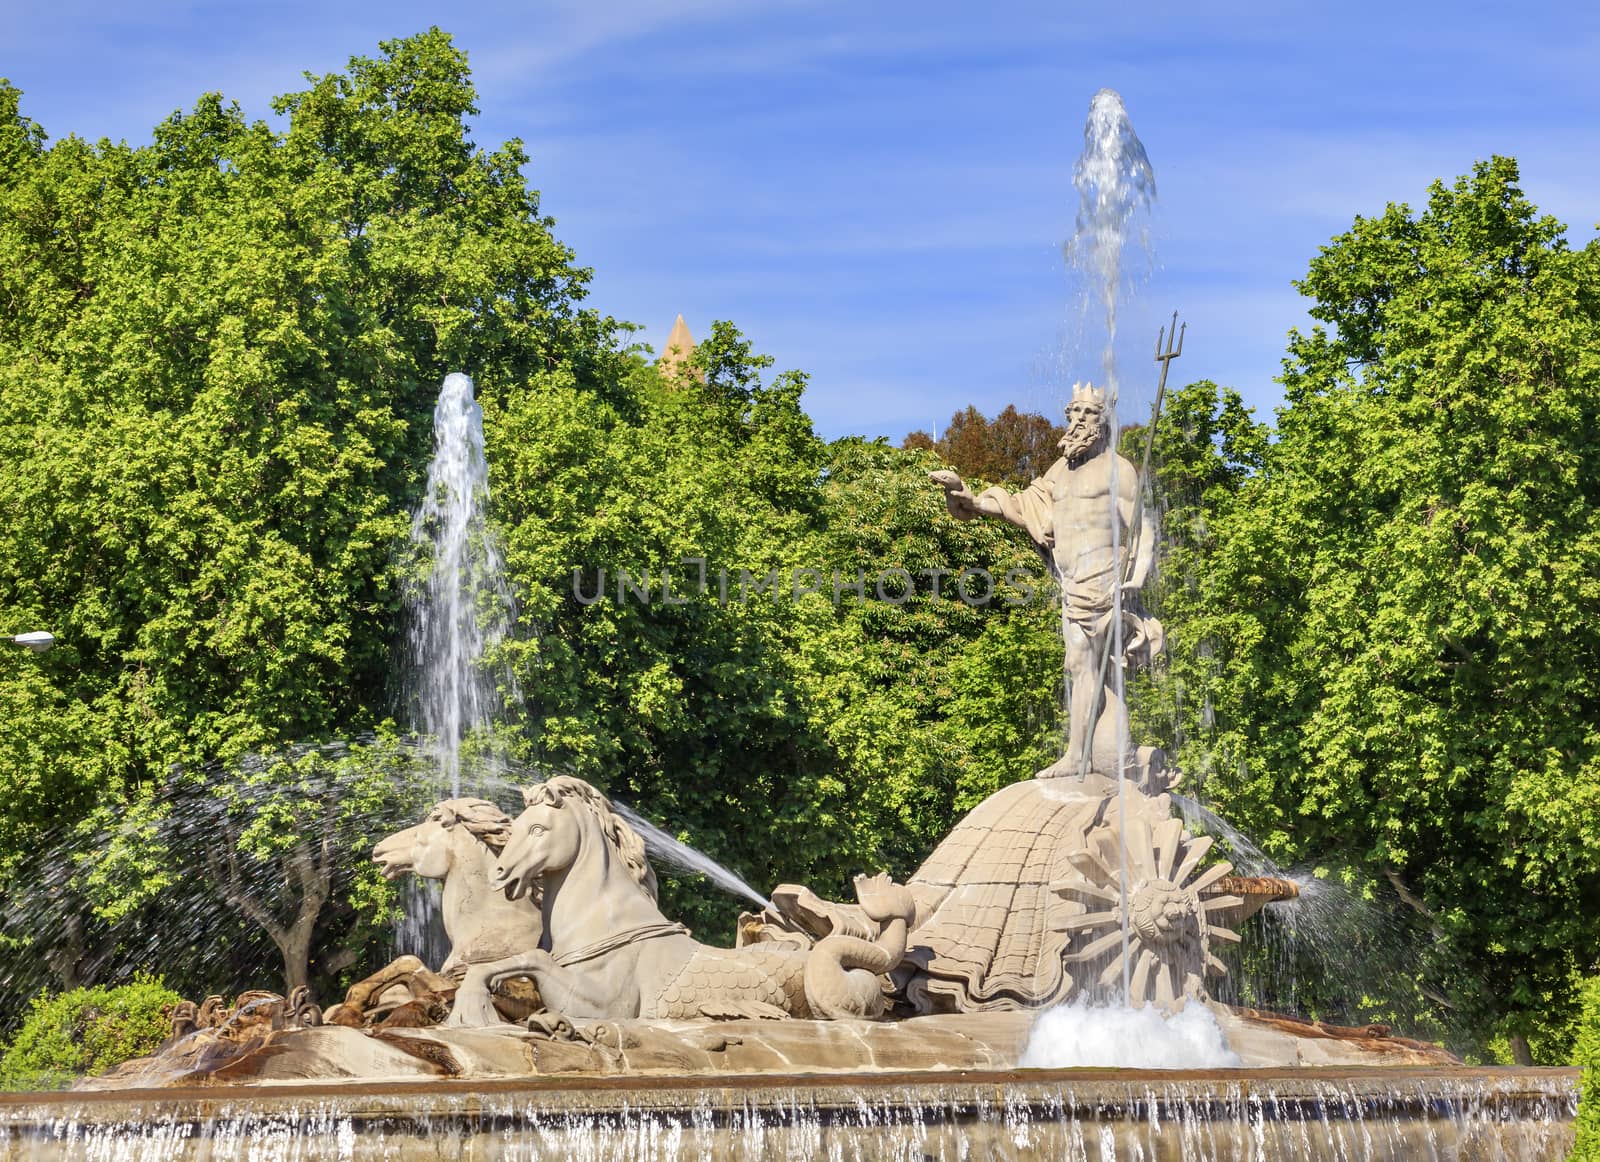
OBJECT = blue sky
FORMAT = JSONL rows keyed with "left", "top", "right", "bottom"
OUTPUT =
{"left": 6, "top": 1, "right": 1598, "bottom": 441}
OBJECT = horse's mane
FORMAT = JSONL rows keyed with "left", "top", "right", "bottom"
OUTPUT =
{"left": 523, "top": 777, "right": 659, "bottom": 900}
{"left": 430, "top": 798, "right": 516, "bottom": 853}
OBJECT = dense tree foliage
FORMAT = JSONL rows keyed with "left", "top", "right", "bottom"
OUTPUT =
{"left": 1574, "top": 977, "right": 1600, "bottom": 1158}
{"left": 1122, "top": 381, "right": 1269, "bottom": 770}
{"left": 1164, "top": 159, "right": 1600, "bottom": 1046}
{"left": 486, "top": 323, "right": 1062, "bottom": 935}
{"left": 0, "top": 35, "right": 1065, "bottom": 1005}
{"left": 0, "top": 31, "right": 617, "bottom": 1008}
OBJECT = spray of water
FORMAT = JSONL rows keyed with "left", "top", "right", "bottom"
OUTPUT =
{"left": 404, "top": 372, "right": 517, "bottom": 798}
{"left": 612, "top": 804, "right": 767, "bottom": 908}
{"left": 1172, "top": 794, "right": 1441, "bottom": 1031}
{"left": 457, "top": 765, "right": 770, "bottom": 909}
{"left": 1021, "top": 995, "right": 1241, "bottom": 1069}
{"left": 1066, "top": 88, "right": 1156, "bottom": 393}
{"left": 1063, "top": 88, "right": 1156, "bottom": 1002}
{"left": 0, "top": 737, "right": 445, "bottom": 1021}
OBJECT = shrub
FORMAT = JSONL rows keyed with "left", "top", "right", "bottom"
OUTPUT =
{"left": 1574, "top": 977, "right": 1600, "bottom": 1161}
{"left": 0, "top": 975, "right": 179, "bottom": 1090}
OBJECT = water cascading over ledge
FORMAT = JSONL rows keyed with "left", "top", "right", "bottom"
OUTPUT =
{"left": 0, "top": 1069, "right": 1577, "bottom": 1160}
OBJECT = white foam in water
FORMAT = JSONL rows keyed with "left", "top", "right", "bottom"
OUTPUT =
{"left": 1020, "top": 996, "right": 1242, "bottom": 1069}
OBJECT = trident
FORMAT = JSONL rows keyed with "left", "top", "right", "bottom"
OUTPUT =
{"left": 1076, "top": 311, "right": 1185, "bottom": 778}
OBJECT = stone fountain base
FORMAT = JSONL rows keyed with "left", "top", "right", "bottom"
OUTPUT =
{"left": 81, "top": 1007, "right": 1454, "bottom": 1091}
{"left": 5, "top": 1065, "right": 1577, "bottom": 1161}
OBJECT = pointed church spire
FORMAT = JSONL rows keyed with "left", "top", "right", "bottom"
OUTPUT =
{"left": 657, "top": 314, "right": 704, "bottom": 383}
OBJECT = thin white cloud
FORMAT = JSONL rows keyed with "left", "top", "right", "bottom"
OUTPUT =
{"left": 470, "top": 0, "right": 821, "bottom": 86}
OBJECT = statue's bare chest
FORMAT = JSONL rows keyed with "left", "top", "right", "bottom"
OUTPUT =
{"left": 1050, "top": 461, "right": 1117, "bottom": 529}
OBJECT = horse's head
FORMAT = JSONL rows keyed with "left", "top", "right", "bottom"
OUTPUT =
{"left": 492, "top": 777, "right": 658, "bottom": 902}
{"left": 492, "top": 795, "right": 580, "bottom": 901}
{"left": 373, "top": 798, "right": 514, "bottom": 881}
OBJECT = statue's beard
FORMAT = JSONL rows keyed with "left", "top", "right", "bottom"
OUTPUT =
{"left": 1060, "top": 418, "right": 1107, "bottom": 464}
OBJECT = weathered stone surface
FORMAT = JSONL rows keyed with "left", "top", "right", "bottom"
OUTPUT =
{"left": 83, "top": 1004, "right": 1459, "bottom": 1091}
{"left": 380, "top": 770, "right": 1294, "bottom": 1027}
{"left": 140, "top": 767, "right": 1306, "bottom": 1082}
{"left": 650, "top": 943, "right": 807, "bottom": 1018}
{"left": 81, "top": 1013, "right": 1027, "bottom": 1087}
{"left": 1221, "top": 1007, "right": 1460, "bottom": 1068}
{"left": 896, "top": 779, "right": 1101, "bottom": 1013}
{"left": 370, "top": 798, "right": 542, "bottom": 983}
{"left": 880, "top": 775, "right": 1295, "bottom": 1015}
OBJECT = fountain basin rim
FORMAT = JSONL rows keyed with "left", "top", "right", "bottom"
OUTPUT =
{"left": 5, "top": 1065, "right": 1574, "bottom": 1162}
{"left": 12, "top": 1064, "right": 1577, "bottom": 1110}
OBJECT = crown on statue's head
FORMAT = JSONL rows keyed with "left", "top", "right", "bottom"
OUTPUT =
{"left": 1068, "top": 382, "right": 1108, "bottom": 409}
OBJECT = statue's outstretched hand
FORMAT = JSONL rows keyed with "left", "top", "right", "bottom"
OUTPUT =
{"left": 930, "top": 470, "right": 980, "bottom": 520}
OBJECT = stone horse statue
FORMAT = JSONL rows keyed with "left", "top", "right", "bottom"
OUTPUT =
{"left": 448, "top": 777, "right": 915, "bottom": 1026}
{"left": 371, "top": 798, "right": 543, "bottom": 982}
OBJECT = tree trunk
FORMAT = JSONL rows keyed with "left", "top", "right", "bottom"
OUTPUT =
{"left": 209, "top": 830, "right": 334, "bottom": 997}
{"left": 277, "top": 927, "right": 312, "bottom": 994}
{"left": 275, "top": 851, "right": 332, "bottom": 995}
{"left": 46, "top": 911, "right": 87, "bottom": 991}
{"left": 1509, "top": 1033, "right": 1534, "bottom": 1066}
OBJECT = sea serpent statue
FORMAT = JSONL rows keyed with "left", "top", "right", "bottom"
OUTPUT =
{"left": 448, "top": 776, "right": 916, "bottom": 1026}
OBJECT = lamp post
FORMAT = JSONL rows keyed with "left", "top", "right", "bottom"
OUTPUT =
{"left": 6, "top": 631, "right": 53, "bottom": 653}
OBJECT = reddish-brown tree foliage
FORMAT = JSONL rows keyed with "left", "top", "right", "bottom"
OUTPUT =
{"left": 904, "top": 405, "right": 1067, "bottom": 486}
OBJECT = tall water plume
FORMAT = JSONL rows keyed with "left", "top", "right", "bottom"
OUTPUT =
{"left": 397, "top": 372, "right": 518, "bottom": 966}
{"left": 1065, "top": 88, "right": 1156, "bottom": 394}
{"left": 1062, "top": 89, "right": 1157, "bottom": 998}
{"left": 404, "top": 372, "right": 517, "bottom": 797}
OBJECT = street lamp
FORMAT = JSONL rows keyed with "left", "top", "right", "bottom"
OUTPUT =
{"left": 6, "top": 631, "right": 53, "bottom": 653}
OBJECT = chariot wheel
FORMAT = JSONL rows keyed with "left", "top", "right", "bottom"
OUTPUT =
{"left": 1051, "top": 815, "right": 1241, "bottom": 1009}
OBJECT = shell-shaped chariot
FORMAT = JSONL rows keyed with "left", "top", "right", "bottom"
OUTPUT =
{"left": 747, "top": 772, "right": 1296, "bottom": 1014}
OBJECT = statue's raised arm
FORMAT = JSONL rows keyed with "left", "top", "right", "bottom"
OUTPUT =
{"left": 929, "top": 469, "right": 1055, "bottom": 553}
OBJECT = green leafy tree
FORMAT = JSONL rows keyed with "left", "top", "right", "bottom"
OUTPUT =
{"left": 1180, "top": 158, "right": 1600, "bottom": 1048}
{"left": 805, "top": 436, "right": 1062, "bottom": 834}
{"left": 4, "top": 33, "right": 1071, "bottom": 987}
{"left": 0, "top": 30, "right": 615, "bottom": 1006}
{"left": 1574, "top": 976, "right": 1600, "bottom": 1159}
{"left": 484, "top": 327, "right": 839, "bottom": 936}
{"left": 84, "top": 738, "right": 437, "bottom": 993}
{"left": 485, "top": 325, "right": 1068, "bottom": 936}
{"left": 1125, "top": 380, "right": 1269, "bottom": 772}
